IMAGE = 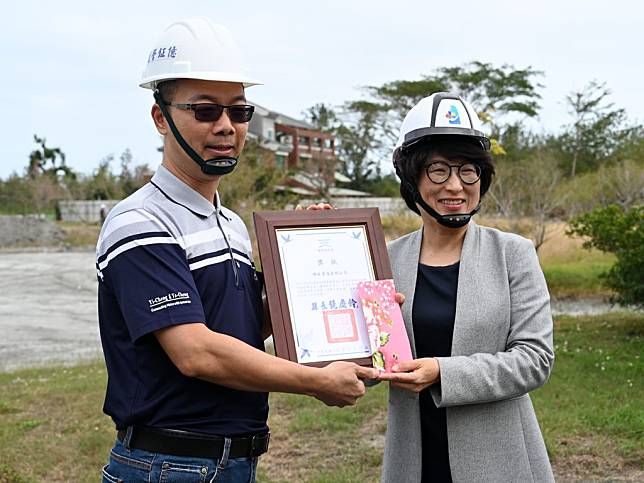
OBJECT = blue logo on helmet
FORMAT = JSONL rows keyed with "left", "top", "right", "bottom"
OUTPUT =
{"left": 446, "top": 105, "right": 461, "bottom": 125}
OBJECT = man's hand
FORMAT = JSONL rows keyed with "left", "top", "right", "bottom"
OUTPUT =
{"left": 377, "top": 358, "right": 440, "bottom": 393}
{"left": 313, "top": 362, "right": 379, "bottom": 407}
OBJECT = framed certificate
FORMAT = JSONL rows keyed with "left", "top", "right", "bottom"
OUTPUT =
{"left": 253, "top": 208, "right": 392, "bottom": 367}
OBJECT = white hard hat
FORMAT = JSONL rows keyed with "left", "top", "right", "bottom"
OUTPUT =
{"left": 140, "top": 17, "right": 262, "bottom": 90}
{"left": 395, "top": 92, "right": 490, "bottom": 151}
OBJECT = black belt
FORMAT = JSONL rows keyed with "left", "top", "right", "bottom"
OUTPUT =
{"left": 117, "top": 426, "right": 270, "bottom": 459}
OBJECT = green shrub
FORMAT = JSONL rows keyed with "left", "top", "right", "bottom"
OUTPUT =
{"left": 568, "top": 205, "right": 643, "bottom": 308}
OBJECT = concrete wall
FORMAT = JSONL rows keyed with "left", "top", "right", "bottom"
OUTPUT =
{"left": 299, "top": 197, "right": 408, "bottom": 217}
{"left": 57, "top": 200, "right": 120, "bottom": 223}
{"left": 58, "top": 198, "right": 408, "bottom": 222}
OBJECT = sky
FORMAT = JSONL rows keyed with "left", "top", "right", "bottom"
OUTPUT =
{"left": 1, "top": 0, "right": 642, "bottom": 179}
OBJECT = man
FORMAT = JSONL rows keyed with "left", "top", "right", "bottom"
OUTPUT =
{"left": 97, "top": 17, "right": 377, "bottom": 482}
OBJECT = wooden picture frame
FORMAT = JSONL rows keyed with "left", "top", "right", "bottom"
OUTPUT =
{"left": 253, "top": 208, "right": 392, "bottom": 367}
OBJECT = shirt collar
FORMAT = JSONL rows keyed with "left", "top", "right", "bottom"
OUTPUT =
{"left": 150, "top": 165, "right": 220, "bottom": 218}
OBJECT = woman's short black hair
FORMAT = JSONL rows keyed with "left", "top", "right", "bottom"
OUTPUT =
{"left": 395, "top": 135, "right": 495, "bottom": 215}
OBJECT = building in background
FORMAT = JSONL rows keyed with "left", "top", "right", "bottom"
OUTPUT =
{"left": 248, "top": 102, "right": 369, "bottom": 198}
{"left": 248, "top": 103, "right": 336, "bottom": 170}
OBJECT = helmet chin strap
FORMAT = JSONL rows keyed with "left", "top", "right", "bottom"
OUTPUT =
{"left": 154, "top": 91, "right": 238, "bottom": 176}
{"left": 413, "top": 191, "right": 480, "bottom": 228}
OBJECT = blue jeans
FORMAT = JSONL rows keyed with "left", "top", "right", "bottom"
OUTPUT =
{"left": 101, "top": 439, "right": 258, "bottom": 483}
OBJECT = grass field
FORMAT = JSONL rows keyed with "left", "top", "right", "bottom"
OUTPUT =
{"left": 0, "top": 313, "right": 641, "bottom": 482}
{"left": 380, "top": 215, "right": 616, "bottom": 300}
{"left": 57, "top": 222, "right": 102, "bottom": 247}
{"left": 530, "top": 221, "right": 616, "bottom": 299}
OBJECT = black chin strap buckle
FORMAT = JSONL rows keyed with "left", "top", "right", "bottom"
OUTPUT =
{"left": 413, "top": 191, "right": 479, "bottom": 228}
{"left": 202, "top": 157, "right": 238, "bottom": 176}
{"left": 438, "top": 213, "right": 473, "bottom": 228}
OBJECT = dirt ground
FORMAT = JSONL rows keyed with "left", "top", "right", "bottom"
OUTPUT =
{"left": 0, "top": 215, "right": 66, "bottom": 248}
{"left": 0, "top": 249, "right": 101, "bottom": 371}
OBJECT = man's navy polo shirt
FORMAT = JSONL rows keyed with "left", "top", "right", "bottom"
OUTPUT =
{"left": 96, "top": 165, "right": 268, "bottom": 436}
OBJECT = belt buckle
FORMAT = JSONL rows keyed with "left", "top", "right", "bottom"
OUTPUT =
{"left": 250, "top": 432, "right": 270, "bottom": 456}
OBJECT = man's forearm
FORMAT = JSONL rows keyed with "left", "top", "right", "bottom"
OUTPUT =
{"left": 157, "top": 323, "right": 323, "bottom": 395}
{"left": 194, "top": 329, "right": 324, "bottom": 394}
{"left": 156, "top": 322, "right": 376, "bottom": 407}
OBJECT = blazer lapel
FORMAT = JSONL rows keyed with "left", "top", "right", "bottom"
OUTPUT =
{"left": 452, "top": 221, "right": 481, "bottom": 356}
{"left": 391, "top": 228, "right": 422, "bottom": 358}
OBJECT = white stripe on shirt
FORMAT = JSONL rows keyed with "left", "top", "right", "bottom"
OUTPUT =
{"left": 98, "top": 236, "right": 180, "bottom": 271}
{"left": 188, "top": 252, "right": 252, "bottom": 271}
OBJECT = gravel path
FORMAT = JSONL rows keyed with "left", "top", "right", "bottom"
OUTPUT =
{"left": 0, "top": 249, "right": 101, "bottom": 371}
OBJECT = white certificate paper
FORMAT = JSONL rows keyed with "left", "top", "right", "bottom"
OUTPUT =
{"left": 276, "top": 226, "right": 375, "bottom": 363}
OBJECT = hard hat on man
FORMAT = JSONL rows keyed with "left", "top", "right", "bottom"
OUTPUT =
{"left": 140, "top": 17, "right": 262, "bottom": 90}
{"left": 141, "top": 17, "right": 261, "bottom": 177}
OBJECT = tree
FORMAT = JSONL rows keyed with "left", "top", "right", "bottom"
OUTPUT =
{"left": 488, "top": 152, "right": 567, "bottom": 251}
{"left": 612, "top": 125, "right": 644, "bottom": 163}
{"left": 218, "top": 139, "right": 294, "bottom": 224}
{"left": 335, "top": 100, "right": 387, "bottom": 191}
{"left": 302, "top": 103, "right": 344, "bottom": 200}
{"left": 305, "top": 101, "right": 388, "bottom": 192}
{"left": 568, "top": 205, "right": 643, "bottom": 309}
{"left": 437, "top": 62, "right": 542, "bottom": 122}
{"left": 559, "top": 81, "right": 633, "bottom": 177}
{"left": 519, "top": 153, "right": 568, "bottom": 251}
{"left": 496, "top": 122, "right": 546, "bottom": 163}
{"left": 28, "top": 135, "right": 75, "bottom": 179}
{"left": 304, "top": 103, "right": 340, "bottom": 133}
{"left": 364, "top": 78, "right": 447, "bottom": 144}
{"left": 85, "top": 155, "right": 123, "bottom": 200}
{"left": 0, "top": 174, "right": 34, "bottom": 214}
{"left": 364, "top": 62, "right": 544, "bottom": 147}
{"left": 563, "top": 159, "right": 644, "bottom": 216}
{"left": 118, "top": 148, "right": 149, "bottom": 196}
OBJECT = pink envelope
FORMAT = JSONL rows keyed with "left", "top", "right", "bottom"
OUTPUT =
{"left": 356, "top": 279, "right": 413, "bottom": 372}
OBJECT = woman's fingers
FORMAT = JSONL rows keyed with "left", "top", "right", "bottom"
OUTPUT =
{"left": 378, "top": 370, "right": 418, "bottom": 383}
{"left": 391, "top": 359, "right": 422, "bottom": 373}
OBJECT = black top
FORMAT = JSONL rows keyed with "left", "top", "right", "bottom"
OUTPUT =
{"left": 412, "top": 262, "right": 459, "bottom": 483}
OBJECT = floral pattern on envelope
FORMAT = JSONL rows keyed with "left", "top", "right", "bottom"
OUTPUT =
{"left": 356, "top": 279, "right": 413, "bottom": 372}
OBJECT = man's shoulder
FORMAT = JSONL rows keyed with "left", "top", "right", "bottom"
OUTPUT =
{"left": 97, "top": 184, "right": 171, "bottom": 257}
{"left": 105, "top": 183, "right": 158, "bottom": 221}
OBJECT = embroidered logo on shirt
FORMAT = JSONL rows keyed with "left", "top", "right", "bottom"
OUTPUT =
{"left": 148, "top": 292, "right": 191, "bottom": 312}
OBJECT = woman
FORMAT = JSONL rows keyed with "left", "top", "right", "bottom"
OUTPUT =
{"left": 378, "top": 93, "right": 555, "bottom": 483}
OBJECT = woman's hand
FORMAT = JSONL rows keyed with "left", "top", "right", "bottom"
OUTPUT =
{"left": 377, "top": 357, "right": 440, "bottom": 393}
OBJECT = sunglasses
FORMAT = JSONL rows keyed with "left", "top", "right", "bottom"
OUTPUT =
{"left": 166, "top": 102, "right": 255, "bottom": 123}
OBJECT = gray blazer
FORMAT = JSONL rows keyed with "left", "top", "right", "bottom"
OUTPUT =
{"left": 382, "top": 221, "right": 555, "bottom": 483}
